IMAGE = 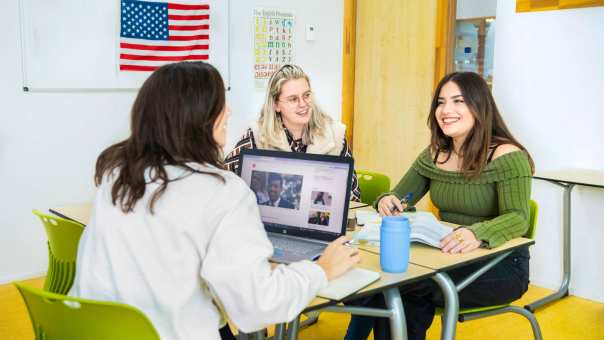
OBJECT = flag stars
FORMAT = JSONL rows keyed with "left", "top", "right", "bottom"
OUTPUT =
{"left": 120, "top": 1, "right": 172, "bottom": 40}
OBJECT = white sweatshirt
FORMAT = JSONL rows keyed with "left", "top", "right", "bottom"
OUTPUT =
{"left": 69, "top": 163, "right": 327, "bottom": 340}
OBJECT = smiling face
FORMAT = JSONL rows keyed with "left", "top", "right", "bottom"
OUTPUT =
{"left": 274, "top": 78, "right": 312, "bottom": 131}
{"left": 435, "top": 81, "right": 476, "bottom": 146}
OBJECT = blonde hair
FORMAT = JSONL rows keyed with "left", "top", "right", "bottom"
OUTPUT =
{"left": 257, "top": 64, "right": 332, "bottom": 147}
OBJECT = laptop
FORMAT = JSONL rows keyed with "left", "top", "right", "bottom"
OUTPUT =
{"left": 238, "top": 149, "right": 354, "bottom": 263}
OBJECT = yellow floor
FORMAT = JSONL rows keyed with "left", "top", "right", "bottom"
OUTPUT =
{"left": 2, "top": 279, "right": 603, "bottom": 340}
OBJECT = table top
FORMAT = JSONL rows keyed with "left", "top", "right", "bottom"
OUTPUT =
{"left": 50, "top": 203, "right": 92, "bottom": 225}
{"left": 349, "top": 200, "right": 370, "bottom": 208}
{"left": 49, "top": 202, "right": 437, "bottom": 312}
{"left": 51, "top": 202, "right": 533, "bottom": 272}
{"left": 534, "top": 169, "right": 604, "bottom": 188}
{"left": 305, "top": 254, "right": 434, "bottom": 311}
{"left": 356, "top": 237, "right": 533, "bottom": 272}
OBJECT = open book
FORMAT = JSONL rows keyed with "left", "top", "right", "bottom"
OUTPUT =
{"left": 353, "top": 211, "right": 451, "bottom": 248}
{"left": 402, "top": 211, "right": 451, "bottom": 248}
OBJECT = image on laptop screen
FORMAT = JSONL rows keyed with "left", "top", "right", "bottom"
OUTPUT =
{"left": 238, "top": 149, "right": 353, "bottom": 241}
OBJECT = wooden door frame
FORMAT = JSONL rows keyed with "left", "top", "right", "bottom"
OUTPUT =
{"left": 341, "top": 0, "right": 356, "bottom": 146}
{"left": 342, "top": 0, "right": 455, "bottom": 146}
{"left": 434, "top": 0, "right": 457, "bottom": 88}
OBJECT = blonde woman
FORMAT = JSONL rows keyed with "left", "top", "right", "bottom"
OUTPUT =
{"left": 225, "top": 64, "right": 361, "bottom": 201}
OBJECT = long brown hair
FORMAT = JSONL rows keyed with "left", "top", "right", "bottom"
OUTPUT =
{"left": 427, "top": 72, "right": 534, "bottom": 178}
{"left": 95, "top": 61, "right": 226, "bottom": 213}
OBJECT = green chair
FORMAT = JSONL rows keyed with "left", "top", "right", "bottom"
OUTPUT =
{"left": 357, "top": 170, "right": 391, "bottom": 205}
{"left": 15, "top": 283, "right": 160, "bottom": 340}
{"left": 437, "top": 199, "right": 542, "bottom": 340}
{"left": 32, "top": 210, "right": 84, "bottom": 295}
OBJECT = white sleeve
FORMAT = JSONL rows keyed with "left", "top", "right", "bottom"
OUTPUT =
{"left": 200, "top": 188, "right": 328, "bottom": 332}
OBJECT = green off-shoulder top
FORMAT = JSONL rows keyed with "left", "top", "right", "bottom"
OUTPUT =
{"left": 376, "top": 148, "right": 533, "bottom": 248}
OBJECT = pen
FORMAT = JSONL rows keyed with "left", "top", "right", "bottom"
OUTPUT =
{"left": 390, "top": 192, "right": 414, "bottom": 213}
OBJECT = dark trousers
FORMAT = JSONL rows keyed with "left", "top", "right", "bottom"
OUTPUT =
{"left": 345, "top": 247, "right": 530, "bottom": 340}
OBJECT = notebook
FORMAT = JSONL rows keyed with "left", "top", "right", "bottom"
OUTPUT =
{"left": 238, "top": 149, "right": 354, "bottom": 263}
{"left": 317, "top": 268, "right": 381, "bottom": 300}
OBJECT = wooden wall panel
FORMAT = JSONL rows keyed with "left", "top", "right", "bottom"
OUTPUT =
{"left": 353, "top": 0, "right": 437, "bottom": 198}
{"left": 517, "top": 0, "right": 604, "bottom": 12}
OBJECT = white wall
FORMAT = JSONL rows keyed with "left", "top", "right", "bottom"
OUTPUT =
{"left": 0, "top": 1, "right": 135, "bottom": 283}
{"left": 226, "top": 0, "right": 344, "bottom": 151}
{"left": 0, "top": 0, "right": 343, "bottom": 283}
{"left": 493, "top": 0, "right": 604, "bottom": 302}
{"left": 457, "top": 0, "right": 497, "bottom": 19}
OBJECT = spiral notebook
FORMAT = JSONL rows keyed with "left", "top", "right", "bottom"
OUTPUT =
{"left": 317, "top": 268, "right": 380, "bottom": 300}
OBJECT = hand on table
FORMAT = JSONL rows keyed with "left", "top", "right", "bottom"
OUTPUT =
{"left": 439, "top": 227, "right": 481, "bottom": 254}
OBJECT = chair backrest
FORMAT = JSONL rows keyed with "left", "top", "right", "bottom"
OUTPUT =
{"left": 32, "top": 210, "right": 84, "bottom": 294}
{"left": 15, "top": 283, "right": 160, "bottom": 340}
{"left": 526, "top": 199, "right": 538, "bottom": 240}
{"left": 357, "top": 170, "right": 390, "bottom": 205}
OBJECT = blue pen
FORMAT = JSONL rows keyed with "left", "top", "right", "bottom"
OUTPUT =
{"left": 390, "top": 192, "right": 414, "bottom": 213}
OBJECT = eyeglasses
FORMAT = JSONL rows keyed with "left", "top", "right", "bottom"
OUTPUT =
{"left": 278, "top": 91, "right": 312, "bottom": 107}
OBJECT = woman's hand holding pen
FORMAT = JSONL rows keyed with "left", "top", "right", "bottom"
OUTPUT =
{"left": 377, "top": 195, "right": 406, "bottom": 216}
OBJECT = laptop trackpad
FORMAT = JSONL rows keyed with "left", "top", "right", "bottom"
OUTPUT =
{"left": 270, "top": 236, "right": 326, "bottom": 264}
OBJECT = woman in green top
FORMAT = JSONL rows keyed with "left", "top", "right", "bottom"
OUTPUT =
{"left": 345, "top": 72, "right": 535, "bottom": 340}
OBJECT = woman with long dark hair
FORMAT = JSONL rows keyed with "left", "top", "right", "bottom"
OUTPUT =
{"left": 69, "top": 61, "right": 360, "bottom": 340}
{"left": 345, "top": 72, "right": 534, "bottom": 340}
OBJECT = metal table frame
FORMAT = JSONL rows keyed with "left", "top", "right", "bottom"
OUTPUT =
{"left": 527, "top": 172, "right": 604, "bottom": 311}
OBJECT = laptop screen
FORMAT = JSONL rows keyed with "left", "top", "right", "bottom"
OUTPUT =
{"left": 239, "top": 149, "right": 353, "bottom": 241}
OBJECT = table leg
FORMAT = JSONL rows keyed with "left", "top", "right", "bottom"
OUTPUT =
{"left": 274, "top": 323, "right": 286, "bottom": 340}
{"left": 526, "top": 183, "right": 574, "bottom": 312}
{"left": 432, "top": 272, "right": 459, "bottom": 340}
{"left": 383, "top": 287, "right": 407, "bottom": 340}
{"left": 286, "top": 315, "right": 300, "bottom": 340}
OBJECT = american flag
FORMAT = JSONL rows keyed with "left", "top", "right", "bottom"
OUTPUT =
{"left": 119, "top": 0, "right": 210, "bottom": 72}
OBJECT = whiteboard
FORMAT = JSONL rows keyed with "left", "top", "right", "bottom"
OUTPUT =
{"left": 19, "top": 0, "right": 229, "bottom": 91}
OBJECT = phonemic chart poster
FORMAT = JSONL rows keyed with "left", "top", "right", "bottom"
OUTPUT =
{"left": 253, "top": 8, "right": 295, "bottom": 89}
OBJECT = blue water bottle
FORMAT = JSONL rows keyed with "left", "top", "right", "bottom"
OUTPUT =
{"left": 380, "top": 216, "right": 411, "bottom": 273}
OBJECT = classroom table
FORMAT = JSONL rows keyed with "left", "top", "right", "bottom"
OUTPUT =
{"left": 527, "top": 169, "right": 604, "bottom": 311}
{"left": 52, "top": 203, "right": 535, "bottom": 340}
{"left": 49, "top": 203, "right": 91, "bottom": 226}
{"left": 49, "top": 203, "right": 434, "bottom": 340}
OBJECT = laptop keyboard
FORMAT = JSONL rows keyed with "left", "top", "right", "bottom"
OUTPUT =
{"left": 269, "top": 235, "right": 327, "bottom": 262}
